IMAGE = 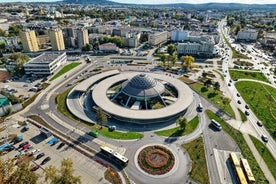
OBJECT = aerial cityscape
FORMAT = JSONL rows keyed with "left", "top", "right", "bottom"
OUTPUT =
{"left": 0, "top": 0, "right": 275, "bottom": 184}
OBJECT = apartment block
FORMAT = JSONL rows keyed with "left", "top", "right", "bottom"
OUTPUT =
{"left": 237, "top": 29, "right": 258, "bottom": 41}
{"left": 19, "top": 29, "right": 39, "bottom": 52}
{"left": 76, "top": 27, "right": 89, "bottom": 49}
{"left": 49, "top": 28, "right": 65, "bottom": 51}
{"left": 148, "top": 31, "right": 168, "bottom": 46}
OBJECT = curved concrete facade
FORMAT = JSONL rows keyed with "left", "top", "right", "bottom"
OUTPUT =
{"left": 92, "top": 72, "right": 194, "bottom": 123}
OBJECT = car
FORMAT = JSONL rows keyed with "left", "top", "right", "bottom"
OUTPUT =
{"left": 261, "top": 135, "right": 268, "bottom": 143}
{"left": 4, "top": 145, "right": 15, "bottom": 152}
{"left": 36, "top": 153, "right": 45, "bottom": 160}
{"left": 57, "top": 142, "right": 65, "bottom": 150}
{"left": 245, "top": 104, "right": 249, "bottom": 109}
{"left": 18, "top": 141, "right": 28, "bottom": 149}
{"left": 41, "top": 156, "right": 51, "bottom": 165}
{"left": 15, "top": 151, "right": 25, "bottom": 158}
{"left": 245, "top": 111, "right": 250, "bottom": 116}
{"left": 237, "top": 100, "right": 241, "bottom": 104}
{"left": 257, "top": 121, "right": 263, "bottom": 127}
{"left": 31, "top": 165, "right": 40, "bottom": 172}
{"left": 228, "top": 83, "right": 231, "bottom": 87}
{"left": 237, "top": 93, "right": 240, "bottom": 97}
{"left": 22, "top": 144, "right": 31, "bottom": 150}
{"left": 31, "top": 149, "right": 40, "bottom": 155}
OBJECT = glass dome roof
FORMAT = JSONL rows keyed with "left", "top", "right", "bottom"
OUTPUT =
{"left": 121, "top": 73, "right": 165, "bottom": 98}
{"left": 128, "top": 73, "right": 157, "bottom": 89}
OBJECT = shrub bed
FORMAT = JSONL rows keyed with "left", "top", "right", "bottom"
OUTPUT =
{"left": 138, "top": 145, "right": 175, "bottom": 175}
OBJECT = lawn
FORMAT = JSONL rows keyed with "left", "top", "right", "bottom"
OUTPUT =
{"left": 235, "top": 81, "right": 276, "bottom": 140}
{"left": 238, "top": 108, "right": 247, "bottom": 122}
{"left": 182, "top": 137, "right": 209, "bottom": 184}
{"left": 229, "top": 70, "right": 270, "bottom": 83}
{"left": 249, "top": 135, "right": 276, "bottom": 180}
{"left": 189, "top": 82, "right": 235, "bottom": 118}
{"left": 56, "top": 88, "right": 143, "bottom": 140}
{"left": 155, "top": 116, "right": 199, "bottom": 137}
{"left": 205, "top": 110, "right": 268, "bottom": 183}
{"left": 50, "top": 62, "right": 81, "bottom": 81}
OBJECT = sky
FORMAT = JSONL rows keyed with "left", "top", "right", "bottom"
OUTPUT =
{"left": 111, "top": 0, "right": 276, "bottom": 4}
{"left": 0, "top": 0, "right": 275, "bottom": 4}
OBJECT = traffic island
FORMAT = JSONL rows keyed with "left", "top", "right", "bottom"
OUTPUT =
{"left": 137, "top": 145, "right": 175, "bottom": 175}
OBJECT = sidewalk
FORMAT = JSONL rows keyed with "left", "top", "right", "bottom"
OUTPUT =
{"left": 243, "top": 134, "right": 275, "bottom": 183}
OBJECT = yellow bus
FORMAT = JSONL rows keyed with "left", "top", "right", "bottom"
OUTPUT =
{"left": 229, "top": 152, "right": 248, "bottom": 184}
{"left": 240, "top": 158, "right": 256, "bottom": 184}
{"left": 229, "top": 152, "right": 240, "bottom": 166}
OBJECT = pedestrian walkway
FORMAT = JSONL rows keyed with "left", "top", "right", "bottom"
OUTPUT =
{"left": 243, "top": 134, "right": 275, "bottom": 183}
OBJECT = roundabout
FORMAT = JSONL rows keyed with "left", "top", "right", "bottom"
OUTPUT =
{"left": 137, "top": 145, "right": 175, "bottom": 175}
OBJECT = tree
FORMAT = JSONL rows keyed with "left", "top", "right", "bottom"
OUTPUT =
{"left": 81, "top": 44, "right": 92, "bottom": 52}
{"left": 177, "top": 116, "right": 187, "bottom": 130}
{"left": 171, "top": 54, "right": 178, "bottom": 66}
{"left": 167, "top": 44, "right": 177, "bottom": 56}
{"left": 8, "top": 162, "right": 39, "bottom": 184}
{"left": 45, "top": 158, "right": 81, "bottom": 184}
{"left": 202, "top": 71, "right": 207, "bottom": 78}
{"left": 214, "top": 82, "right": 220, "bottom": 92}
{"left": 204, "top": 79, "right": 212, "bottom": 88}
{"left": 160, "top": 54, "right": 167, "bottom": 68}
{"left": 184, "top": 55, "right": 195, "bottom": 70}
{"left": 96, "top": 109, "right": 108, "bottom": 129}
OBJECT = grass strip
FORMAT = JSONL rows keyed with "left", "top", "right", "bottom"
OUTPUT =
{"left": 249, "top": 135, "right": 276, "bottom": 180}
{"left": 182, "top": 137, "right": 209, "bottom": 184}
{"left": 238, "top": 108, "right": 247, "bottom": 122}
{"left": 229, "top": 70, "right": 269, "bottom": 83}
{"left": 50, "top": 62, "right": 81, "bottom": 81}
{"left": 155, "top": 116, "right": 199, "bottom": 137}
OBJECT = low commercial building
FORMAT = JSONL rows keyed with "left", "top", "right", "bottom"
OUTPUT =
{"left": 99, "top": 43, "right": 119, "bottom": 53}
{"left": 24, "top": 52, "right": 67, "bottom": 75}
{"left": 148, "top": 31, "right": 168, "bottom": 46}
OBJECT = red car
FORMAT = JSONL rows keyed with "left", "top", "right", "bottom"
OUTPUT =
{"left": 31, "top": 165, "right": 40, "bottom": 172}
{"left": 22, "top": 143, "right": 31, "bottom": 150}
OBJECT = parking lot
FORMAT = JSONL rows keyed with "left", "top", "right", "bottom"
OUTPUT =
{"left": 4, "top": 122, "right": 109, "bottom": 184}
{"left": 0, "top": 75, "right": 45, "bottom": 100}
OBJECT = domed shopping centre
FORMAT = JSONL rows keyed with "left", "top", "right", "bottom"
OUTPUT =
{"left": 68, "top": 70, "right": 194, "bottom": 124}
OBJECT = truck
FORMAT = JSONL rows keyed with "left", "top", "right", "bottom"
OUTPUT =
{"left": 88, "top": 130, "right": 99, "bottom": 138}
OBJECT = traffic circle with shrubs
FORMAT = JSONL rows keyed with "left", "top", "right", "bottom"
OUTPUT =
{"left": 137, "top": 145, "right": 175, "bottom": 175}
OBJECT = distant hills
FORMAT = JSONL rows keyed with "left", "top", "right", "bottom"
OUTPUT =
{"left": 63, "top": 0, "right": 276, "bottom": 10}
{"left": 28, "top": 0, "right": 276, "bottom": 10}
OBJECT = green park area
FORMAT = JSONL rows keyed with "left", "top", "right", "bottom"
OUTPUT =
{"left": 155, "top": 116, "right": 199, "bottom": 137}
{"left": 249, "top": 135, "right": 276, "bottom": 179}
{"left": 50, "top": 62, "right": 81, "bottom": 81}
{"left": 206, "top": 110, "right": 268, "bottom": 183}
{"left": 56, "top": 88, "right": 143, "bottom": 140}
{"left": 182, "top": 137, "right": 209, "bottom": 184}
{"left": 235, "top": 81, "right": 276, "bottom": 140}
{"left": 229, "top": 70, "right": 270, "bottom": 83}
{"left": 188, "top": 82, "right": 235, "bottom": 118}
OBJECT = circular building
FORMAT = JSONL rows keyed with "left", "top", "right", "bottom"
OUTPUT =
{"left": 91, "top": 71, "right": 194, "bottom": 124}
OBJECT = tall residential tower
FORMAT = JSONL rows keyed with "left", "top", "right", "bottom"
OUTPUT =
{"left": 19, "top": 29, "right": 39, "bottom": 52}
{"left": 76, "top": 27, "right": 89, "bottom": 49}
{"left": 49, "top": 28, "right": 65, "bottom": 51}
